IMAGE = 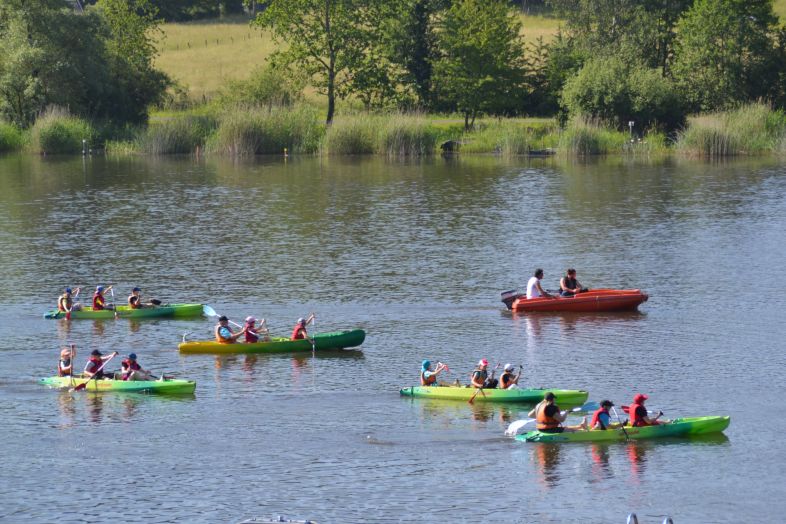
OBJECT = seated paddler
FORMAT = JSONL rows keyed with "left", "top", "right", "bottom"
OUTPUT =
{"left": 420, "top": 360, "right": 447, "bottom": 386}
{"left": 215, "top": 315, "right": 244, "bottom": 344}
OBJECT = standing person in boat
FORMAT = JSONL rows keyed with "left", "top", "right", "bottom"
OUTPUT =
{"left": 559, "top": 268, "right": 589, "bottom": 297}
{"left": 470, "top": 359, "right": 498, "bottom": 389}
{"left": 420, "top": 360, "right": 448, "bottom": 386}
{"left": 92, "top": 285, "right": 114, "bottom": 311}
{"left": 58, "top": 345, "right": 76, "bottom": 376}
{"left": 84, "top": 349, "right": 118, "bottom": 379}
{"left": 590, "top": 400, "right": 626, "bottom": 430}
{"left": 526, "top": 269, "right": 554, "bottom": 299}
{"left": 290, "top": 314, "right": 315, "bottom": 340}
{"left": 57, "top": 287, "right": 82, "bottom": 312}
{"left": 528, "top": 392, "right": 587, "bottom": 433}
{"left": 215, "top": 315, "right": 245, "bottom": 344}
{"left": 243, "top": 316, "right": 270, "bottom": 343}
{"left": 630, "top": 393, "right": 664, "bottom": 427}
{"left": 498, "top": 363, "right": 521, "bottom": 389}
{"left": 121, "top": 353, "right": 153, "bottom": 381}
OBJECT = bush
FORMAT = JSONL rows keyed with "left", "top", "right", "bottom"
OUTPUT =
{"left": 209, "top": 105, "right": 323, "bottom": 155}
{"left": 29, "top": 108, "right": 94, "bottom": 154}
{"left": 676, "top": 103, "right": 786, "bottom": 156}
{"left": 213, "top": 64, "right": 305, "bottom": 110}
{"left": 139, "top": 116, "right": 215, "bottom": 154}
{"left": 562, "top": 56, "right": 685, "bottom": 132}
{"left": 0, "top": 122, "right": 23, "bottom": 152}
{"left": 377, "top": 114, "right": 438, "bottom": 156}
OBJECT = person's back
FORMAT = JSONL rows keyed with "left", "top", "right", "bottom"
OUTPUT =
{"left": 291, "top": 319, "right": 308, "bottom": 340}
{"left": 526, "top": 269, "right": 551, "bottom": 299}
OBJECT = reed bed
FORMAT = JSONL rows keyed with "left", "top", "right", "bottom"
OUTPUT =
{"left": 558, "top": 118, "right": 628, "bottom": 155}
{"left": 377, "top": 114, "right": 438, "bottom": 157}
{"left": 676, "top": 103, "right": 786, "bottom": 156}
{"left": 0, "top": 122, "right": 23, "bottom": 153}
{"left": 29, "top": 108, "right": 94, "bottom": 154}
{"left": 138, "top": 115, "right": 215, "bottom": 154}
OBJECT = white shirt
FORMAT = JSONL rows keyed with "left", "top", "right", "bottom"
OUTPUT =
{"left": 526, "top": 276, "right": 542, "bottom": 299}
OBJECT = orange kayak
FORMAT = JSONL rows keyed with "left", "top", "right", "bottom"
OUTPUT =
{"left": 508, "top": 288, "right": 648, "bottom": 313}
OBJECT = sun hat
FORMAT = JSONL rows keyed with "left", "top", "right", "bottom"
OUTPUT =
{"left": 297, "top": 317, "right": 305, "bottom": 324}
{"left": 478, "top": 358, "right": 488, "bottom": 367}
{"left": 504, "top": 363, "right": 514, "bottom": 371}
{"left": 634, "top": 393, "right": 649, "bottom": 403}
{"left": 245, "top": 316, "right": 256, "bottom": 323}
{"left": 422, "top": 360, "right": 431, "bottom": 371}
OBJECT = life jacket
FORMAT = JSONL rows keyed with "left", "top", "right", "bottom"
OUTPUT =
{"left": 536, "top": 403, "right": 561, "bottom": 430}
{"left": 92, "top": 292, "right": 105, "bottom": 310}
{"left": 591, "top": 407, "right": 610, "bottom": 430}
{"left": 562, "top": 277, "right": 578, "bottom": 290}
{"left": 121, "top": 359, "right": 141, "bottom": 380}
{"left": 215, "top": 324, "right": 234, "bottom": 344}
{"left": 128, "top": 295, "right": 141, "bottom": 309}
{"left": 58, "top": 294, "right": 72, "bottom": 312}
{"left": 630, "top": 402, "right": 650, "bottom": 427}
{"left": 245, "top": 327, "right": 259, "bottom": 343}
{"left": 470, "top": 368, "right": 488, "bottom": 386}
{"left": 500, "top": 371, "right": 515, "bottom": 389}
{"left": 58, "top": 358, "right": 72, "bottom": 376}
{"left": 85, "top": 357, "right": 106, "bottom": 377}
{"left": 291, "top": 325, "right": 307, "bottom": 340}
{"left": 421, "top": 371, "right": 436, "bottom": 386}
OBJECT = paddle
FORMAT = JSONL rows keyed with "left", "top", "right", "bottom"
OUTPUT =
{"left": 611, "top": 406, "right": 630, "bottom": 441}
{"left": 505, "top": 401, "right": 600, "bottom": 436}
{"left": 73, "top": 352, "right": 117, "bottom": 391}
{"left": 203, "top": 305, "right": 218, "bottom": 317}
{"left": 468, "top": 362, "right": 500, "bottom": 404}
{"left": 64, "top": 287, "right": 80, "bottom": 320}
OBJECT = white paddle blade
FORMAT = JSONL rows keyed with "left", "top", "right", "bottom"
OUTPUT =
{"left": 202, "top": 305, "right": 218, "bottom": 317}
{"left": 505, "top": 418, "right": 537, "bottom": 436}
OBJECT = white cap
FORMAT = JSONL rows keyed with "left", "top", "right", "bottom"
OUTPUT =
{"left": 504, "top": 363, "right": 514, "bottom": 371}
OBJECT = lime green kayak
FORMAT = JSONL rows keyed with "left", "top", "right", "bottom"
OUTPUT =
{"left": 39, "top": 375, "right": 196, "bottom": 394}
{"left": 399, "top": 386, "right": 589, "bottom": 405}
{"left": 43, "top": 304, "right": 205, "bottom": 320}
{"left": 519, "top": 416, "right": 730, "bottom": 442}
{"left": 178, "top": 329, "right": 366, "bottom": 354}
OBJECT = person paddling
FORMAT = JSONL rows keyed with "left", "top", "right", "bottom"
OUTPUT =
{"left": 526, "top": 269, "right": 554, "bottom": 299}
{"left": 528, "top": 392, "right": 587, "bottom": 433}
{"left": 121, "top": 353, "right": 152, "bottom": 381}
{"left": 92, "top": 285, "right": 114, "bottom": 311}
{"left": 84, "top": 349, "right": 118, "bottom": 379}
{"left": 499, "top": 363, "right": 521, "bottom": 390}
{"left": 630, "top": 393, "right": 663, "bottom": 427}
{"left": 420, "top": 360, "right": 447, "bottom": 386}
{"left": 243, "top": 316, "right": 270, "bottom": 343}
{"left": 470, "top": 359, "right": 499, "bottom": 389}
{"left": 291, "top": 314, "right": 314, "bottom": 341}
{"left": 57, "top": 287, "right": 81, "bottom": 313}
{"left": 590, "top": 400, "right": 626, "bottom": 430}
{"left": 58, "top": 345, "right": 76, "bottom": 376}
{"left": 127, "top": 287, "right": 159, "bottom": 309}
{"left": 215, "top": 315, "right": 244, "bottom": 344}
{"left": 559, "top": 268, "right": 588, "bottom": 297}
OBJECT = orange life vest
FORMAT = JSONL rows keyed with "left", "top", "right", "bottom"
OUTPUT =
{"left": 215, "top": 324, "right": 235, "bottom": 344}
{"left": 420, "top": 371, "right": 436, "bottom": 386}
{"left": 536, "top": 402, "right": 561, "bottom": 430}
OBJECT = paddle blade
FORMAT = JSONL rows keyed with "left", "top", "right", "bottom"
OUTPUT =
{"left": 73, "top": 381, "right": 87, "bottom": 391}
{"left": 202, "top": 305, "right": 218, "bottom": 317}
{"left": 65, "top": 311, "right": 71, "bottom": 320}
{"left": 505, "top": 418, "right": 536, "bottom": 436}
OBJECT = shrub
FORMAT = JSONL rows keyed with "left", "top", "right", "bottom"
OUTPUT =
{"left": 213, "top": 64, "right": 305, "bottom": 110}
{"left": 29, "top": 107, "right": 94, "bottom": 154}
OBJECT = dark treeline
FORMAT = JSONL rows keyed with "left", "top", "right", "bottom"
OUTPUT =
{"left": 2, "top": 0, "right": 786, "bottom": 136}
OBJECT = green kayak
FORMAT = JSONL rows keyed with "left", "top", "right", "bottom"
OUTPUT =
{"left": 39, "top": 375, "right": 196, "bottom": 394}
{"left": 43, "top": 304, "right": 206, "bottom": 320}
{"left": 519, "top": 416, "right": 730, "bottom": 442}
{"left": 399, "top": 386, "right": 589, "bottom": 405}
{"left": 178, "top": 329, "right": 366, "bottom": 354}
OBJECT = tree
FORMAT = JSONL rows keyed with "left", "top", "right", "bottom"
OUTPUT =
{"left": 432, "top": 0, "right": 527, "bottom": 129}
{"left": 253, "top": 0, "right": 385, "bottom": 124}
{"left": 671, "top": 0, "right": 786, "bottom": 111}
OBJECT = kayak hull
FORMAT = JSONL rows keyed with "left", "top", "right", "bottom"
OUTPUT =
{"left": 39, "top": 376, "right": 196, "bottom": 394}
{"left": 44, "top": 304, "right": 205, "bottom": 320}
{"left": 511, "top": 289, "right": 648, "bottom": 313}
{"left": 519, "top": 416, "right": 730, "bottom": 442}
{"left": 178, "top": 329, "right": 366, "bottom": 354}
{"left": 399, "top": 386, "right": 589, "bottom": 405}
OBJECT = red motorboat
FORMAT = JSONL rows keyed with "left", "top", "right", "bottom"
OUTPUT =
{"left": 502, "top": 288, "right": 649, "bottom": 313}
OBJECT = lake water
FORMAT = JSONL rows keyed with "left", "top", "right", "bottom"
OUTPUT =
{"left": 0, "top": 153, "right": 784, "bottom": 523}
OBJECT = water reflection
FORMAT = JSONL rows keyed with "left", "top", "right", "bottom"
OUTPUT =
{"left": 590, "top": 443, "right": 613, "bottom": 482}
{"left": 532, "top": 444, "right": 562, "bottom": 489}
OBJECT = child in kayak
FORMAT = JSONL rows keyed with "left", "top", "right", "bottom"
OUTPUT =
{"left": 58, "top": 345, "right": 76, "bottom": 376}
{"left": 498, "top": 363, "right": 521, "bottom": 389}
{"left": 470, "top": 359, "right": 498, "bottom": 389}
{"left": 590, "top": 400, "right": 627, "bottom": 430}
{"left": 92, "top": 286, "right": 114, "bottom": 311}
{"left": 84, "top": 350, "right": 118, "bottom": 379}
{"left": 290, "top": 314, "right": 315, "bottom": 340}
{"left": 629, "top": 394, "right": 664, "bottom": 427}
{"left": 57, "top": 287, "right": 82, "bottom": 313}
{"left": 121, "top": 353, "right": 152, "bottom": 381}
{"left": 243, "top": 317, "right": 270, "bottom": 343}
{"left": 420, "top": 360, "right": 448, "bottom": 386}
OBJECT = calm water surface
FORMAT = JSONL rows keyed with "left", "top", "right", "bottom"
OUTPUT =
{"left": 0, "top": 153, "right": 784, "bottom": 523}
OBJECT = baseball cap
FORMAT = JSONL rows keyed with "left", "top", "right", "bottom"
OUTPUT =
{"left": 478, "top": 359, "right": 488, "bottom": 366}
{"left": 634, "top": 393, "right": 649, "bottom": 403}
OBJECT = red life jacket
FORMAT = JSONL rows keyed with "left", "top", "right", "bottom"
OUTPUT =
{"left": 591, "top": 407, "right": 610, "bottom": 430}
{"left": 93, "top": 292, "right": 105, "bottom": 310}
{"left": 291, "top": 325, "right": 307, "bottom": 340}
{"left": 630, "top": 402, "right": 650, "bottom": 427}
{"left": 121, "top": 359, "right": 141, "bottom": 380}
{"left": 245, "top": 327, "right": 259, "bottom": 343}
{"left": 58, "top": 294, "right": 72, "bottom": 312}
{"left": 128, "top": 295, "right": 141, "bottom": 309}
{"left": 85, "top": 357, "right": 105, "bottom": 376}
{"left": 421, "top": 371, "right": 436, "bottom": 386}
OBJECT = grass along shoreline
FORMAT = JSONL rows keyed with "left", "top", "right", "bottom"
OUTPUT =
{"left": 4, "top": 103, "right": 786, "bottom": 158}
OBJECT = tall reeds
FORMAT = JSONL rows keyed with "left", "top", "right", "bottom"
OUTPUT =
{"left": 0, "top": 122, "right": 23, "bottom": 153}
{"left": 139, "top": 115, "right": 215, "bottom": 154}
{"left": 322, "top": 113, "right": 438, "bottom": 156}
{"left": 321, "top": 115, "right": 379, "bottom": 155}
{"left": 558, "top": 117, "right": 628, "bottom": 155}
{"left": 676, "top": 103, "right": 786, "bottom": 156}
{"left": 29, "top": 107, "right": 94, "bottom": 154}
